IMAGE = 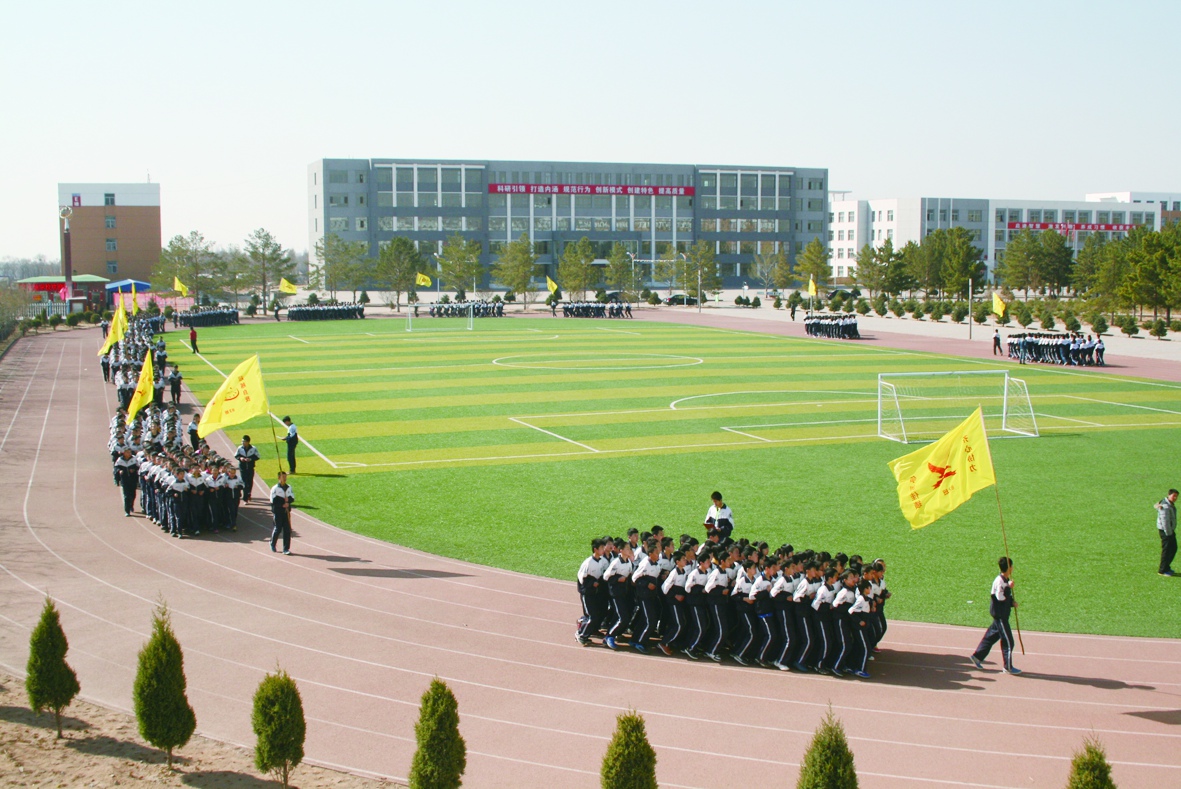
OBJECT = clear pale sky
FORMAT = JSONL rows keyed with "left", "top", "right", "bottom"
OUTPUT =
{"left": 3, "top": 0, "right": 1177, "bottom": 259}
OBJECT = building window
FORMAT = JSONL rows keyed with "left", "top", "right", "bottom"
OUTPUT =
{"left": 1008, "top": 209, "right": 1022, "bottom": 222}
{"left": 967, "top": 210, "right": 982, "bottom": 223}
{"left": 700, "top": 219, "right": 717, "bottom": 232}
{"left": 951, "top": 209, "right": 959, "bottom": 222}
{"left": 926, "top": 209, "right": 934, "bottom": 221}
{"left": 355, "top": 217, "right": 367, "bottom": 231}
{"left": 422, "top": 217, "right": 442, "bottom": 231}
{"left": 104, "top": 193, "right": 115, "bottom": 206}
{"left": 328, "top": 217, "right": 348, "bottom": 232}
{"left": 1063, "top": 210, "right": 1075, "bottom": 223}
{"left": 837, "top": 212, "right": 844, "bottom": 223}
{"left": 996, "top": 229, "right": 1004, "bottom": 242}
{"left": 887, "top": 210, "right": 894, "bottom": 221}
{"left": 1097, "top": 211, "right": 1110, "bottom": 224}
{"left": 357, "top": 172, "right": 366, "bottom": 184}
{"left": 328, "top": 170, "right": 348, "bottom": 184}
{"left": 1042, "top": 209, "right": 1056, "bottom": 223}
{"left": 1078, "top": 211, "right": 1091, "bottom": 223}
{"left": 105, "top": 238, "right": 117, "bottom": 252}
{"left": 105, "top": 215, "right": 116, "bottom": 229}
{"left": 1111, "top": 211, "right": 1125, "bottom": 224}
{"left": 939, "top": 209, "right": 947, "bottom": 222}
{"left": 377, "top": 216, "right": 394, "bottom": 232}
{"left": 357, "top": 194, "right": 366, "bottom": 206}
{"left": 837, "top": 230, "right": 844, "bottom": 241}
{"left": 106, "top": 260, "right": 118, "bottom": 273}
{"left": 837, "top": 248, "right": 845, "bottom": 259}
{"left": 465, "top": 217, "right": 483, "bottom": 231}
{"left": 887, "top": 229, "right": 894, "bottom": 239}
{"left": 1028, "top": 210, "right": 1041, "bottom": 223}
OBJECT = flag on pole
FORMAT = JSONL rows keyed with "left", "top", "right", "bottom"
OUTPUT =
{"left": 992, "top": 292, "right": 1006, "bottom": 317}
{"left": 886, "top": 407, "right": 996, "bottom": 529}
{"left": 415, "top": 272, "right": 432, "bottom": 287}
{"left": 279, "top": 278, "right": 298, "bottom": 294}
{"left": 197, "top": 355, "right": 269, "bottom": 439}
{"left": 807, "top": 275, "right": 817, "bottom": 297}
{"left": 126, "top": 349, "right": 154, "bottom": 422}
{"left": 173, "top": 277, "right": 189, "bottom": 297}
{"left": 130, "top": 282, "right": 140, "bottom": 315}
{"left": 546, "top": 276, "right": 558, "bottom": 294}
{"left": 98, "top": 300, "right": 128, "bottom": 356}
{"left": 58, "top": 285, "right": 69, "bottom": 302}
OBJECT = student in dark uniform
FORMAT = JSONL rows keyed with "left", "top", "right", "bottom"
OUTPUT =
{"left": 269, "top": 470, "right": 295, "bottom": 554}
{"left": 1156, "top": 489, "right": 1178, "bottom": 576}
{"left": 282, "top": 416, "right": 299, "bottom": 474}
{"left": 115, "top": 448, "right": 139, "bottom": 516}
{"left": 970, "top": 557, "right": 1022, "bottom": 675}
{"left": 235, "top": 435, "right": 260, "bottom": 503}
{"left": 168, "top": 365, "right": 183, "bottom": 405}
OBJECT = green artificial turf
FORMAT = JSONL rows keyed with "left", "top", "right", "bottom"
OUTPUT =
{"left": 180, "top": 316, "right": 1181, "bottom": 638}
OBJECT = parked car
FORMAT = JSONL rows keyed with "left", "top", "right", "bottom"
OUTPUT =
{"left": 664, "top": 294, "right": 699, "bottom": 306}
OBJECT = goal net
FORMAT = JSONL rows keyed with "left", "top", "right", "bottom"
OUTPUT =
{"left": 406, "top": 302, "right": 474, "bottom": 333}
{"left": 877, "top": 370, "right": 1038, "bottom": 444}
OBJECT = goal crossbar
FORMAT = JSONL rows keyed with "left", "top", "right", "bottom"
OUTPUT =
{"left": 877, "top": 370, "right": 1038, "bottom": 444}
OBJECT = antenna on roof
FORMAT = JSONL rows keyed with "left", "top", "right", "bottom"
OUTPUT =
{"left": 147, "top": 170, "right": 151, "bottom": 183}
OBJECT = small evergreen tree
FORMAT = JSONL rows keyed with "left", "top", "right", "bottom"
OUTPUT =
{"left": 408, "top": 678, "right": 466, "bottom": 789}
{"left": 26, "top": 597, "right": 80, "bottom": 738}
{"left": 133, "top": 603, "right": 196, "bottom": 769}
{"left": 601, "top": 710, "right": 657, "bottom": 789}
{"left": 796, "top": 709, "right": 858, "bottom": 789}
{"left": 253, "top": 668, "right": 305, "bottom": 789}
{"left": 1150, "top": 318, "right": 1168, "bottom": 339}
{"left": 1065, "top": 736, "right": 1117, "bottom": 789}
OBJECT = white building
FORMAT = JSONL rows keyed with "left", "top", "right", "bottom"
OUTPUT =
{"left": 828, "top": 194, "right": 1163, "bottom": 284}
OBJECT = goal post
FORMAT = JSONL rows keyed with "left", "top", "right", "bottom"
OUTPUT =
{"left": 406, "top": 302, "right": 474, "bottom": 333}
{"left": 877, "top": 370, "right": 1038, "bottom": 444}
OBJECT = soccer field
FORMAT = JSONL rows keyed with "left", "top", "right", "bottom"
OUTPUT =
{"left": 182, "top": 317, "right": 1181, "bottom": 637}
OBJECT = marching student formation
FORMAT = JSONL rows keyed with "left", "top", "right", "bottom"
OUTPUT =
{"left": 1005, "top": 332, "right": 1106, "bottom": 366}
{"left": 558, "top": 301, "right": 633, "bottom": 318}
{"left": 287, "top": 303, "right": 365, "bottom": 321}
{"left": 804, "top": 313, "right": 860, "bottom": 339}
{"left": 576, "top": 493, "right": 889, "bottom": 679}
{"left": 426, "top": 300, "right": 504, "bottom": 318}
{"left": 177, "top": 307, "right": 241, "bottom": 327}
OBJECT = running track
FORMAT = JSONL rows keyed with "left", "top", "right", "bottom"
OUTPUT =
{"left": 1, "top": 328, "right": 1179, "bottom": 788}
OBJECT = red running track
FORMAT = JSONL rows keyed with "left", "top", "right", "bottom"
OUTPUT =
{"left": 0, "top": 328, "right": 1179, "bottom": 788}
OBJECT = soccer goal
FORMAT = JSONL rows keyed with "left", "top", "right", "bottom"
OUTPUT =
{"left": 406, "top": 302, "right": 474, "bottom": 333}
{"left": 877, "top": 370, "right": 1038, "bottom": 444}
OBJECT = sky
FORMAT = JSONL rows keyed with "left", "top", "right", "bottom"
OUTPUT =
{"left": 2, "top": 0, "right": 1178, "bottom": 260}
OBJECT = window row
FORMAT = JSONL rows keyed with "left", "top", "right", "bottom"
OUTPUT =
{"left": 488, "top": 193, "right": 694, "bottom": 212}
{"left": 700, "top": 218, "right": 784, "bottom": 233}
{"left": 925, "top": 208, "right": 984, "bottom": 223}
{"left": 326, "top": 167, "right": 485, "bottom": 192}
{"left": 486, "top": 171, "right": 693, "bottom": 188}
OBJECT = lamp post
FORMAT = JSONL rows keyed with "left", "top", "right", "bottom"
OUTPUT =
{"left": 59, "top": 207, "right": 73, "bottom": 310}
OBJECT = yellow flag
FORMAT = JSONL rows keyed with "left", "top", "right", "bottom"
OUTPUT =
{"left": 807, "top": 275, "right": 817, "bottom": 297}
{"left": 279, "top": 278, "right": 298, "bottom": 294}
{"left": 130, "top": 282, "right": 139, "bottom": 315}
{"left": 98, "top": 300, "right": 128, "bottom": 356}
{"left": 887, "top": 407, "right": 996, "bottom": 529}
{"left": 546, "top": 276, "right": 558, "bottom": 294}
{"left": 992, "top": 292, "right": 1006, "bottom": 317}
{"left": 173, "top": 277, "right": 189, "bottom": 297}
{"left": 126, "top": 349, "right": 154, "bottom": 422}
{"left": 415, "top": 272, "right": 432, "bottom": 287}
{"left": 198, "top": 355, "right": 269, "bottom": 439}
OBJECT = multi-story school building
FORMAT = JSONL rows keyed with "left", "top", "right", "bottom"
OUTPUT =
{"left": 307, "top": 158, "right": 829, "bottom": 290}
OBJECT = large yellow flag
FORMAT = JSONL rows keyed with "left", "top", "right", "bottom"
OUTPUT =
{"left": 807, "top": 275, "right": 817, "bottom": 297}
{"left": 279, "top": 278, "right": 298, "bottom": 294}
{"left": 887, "top": 407, "right": 996, "bottom": 529}
{"left": 97, "top": 301, "right": 128, "bottom": 356}
{"left": 173, "top": 277, "right": 189, "bottom": 297}
{"left": 546, "top": 276, "right": 558, "bottom": 294}
{"left": 126, "top": 349, "right": 154, "bottom": 421}
{"left": 992, "top": 292, "right": 1006, "bottom": 317}
{"left": 197, "top": 355, "right": 269, "bottom": 439}
{"left": 415, "top": 272, "right": 432, "bottom": 287}
{"left": 130, "top": 282, "right": 140, "bottom": 315}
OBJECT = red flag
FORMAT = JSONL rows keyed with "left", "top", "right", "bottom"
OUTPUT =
{"left": 58, "top": 285, "right": 69, "bottom": 301}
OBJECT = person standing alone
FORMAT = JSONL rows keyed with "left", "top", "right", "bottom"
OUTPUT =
{"left": 993, "top": 329, "right": 1002, "bottom": 356}
{"left": 1156, "top": 489, "right": 1178, "bottom": 576}
{"left": 969, "top": 557, "right": 1022, "bottom": 675}
{"left": 282, "top": 416, "right": 299, "bottom": 474}
{"left": 189, "top": 326, "right": 199, "bottom": 354}
{"left": 269, "top": 471, "right": 295, "bottom": 555}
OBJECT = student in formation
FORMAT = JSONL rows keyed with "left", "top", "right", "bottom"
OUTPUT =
{"left": 970, "top": 557, "right": 1022, "bottom": 675}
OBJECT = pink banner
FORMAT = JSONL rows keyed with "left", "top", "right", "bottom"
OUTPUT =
{"left": 489, "top": 183, "right": 695, "bottom": 197}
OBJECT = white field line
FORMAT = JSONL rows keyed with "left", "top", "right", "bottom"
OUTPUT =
{"left": 287, "top": 334, "right": 311, "bottom": 344}
{"left": 670, "top": 389, "right": 871, "bottom": 410}
{"left": 1034, "top": 412, "right": 1104, "bottom": 427}
{"left": 1064, "top": 394, "right": 1181, "bottom": 416}
{"left": 719, "top": 426, "right": 774, "bottom": 443}
{"left": 507, "top": 417, "right": 600, "bottom": 453}
{"left": 595, "top": 327, "right": 642, "bottom": 336}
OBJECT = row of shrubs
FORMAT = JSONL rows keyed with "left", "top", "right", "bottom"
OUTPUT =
{"left": 26, "top": 595, "right": 1120, "bottom": 788}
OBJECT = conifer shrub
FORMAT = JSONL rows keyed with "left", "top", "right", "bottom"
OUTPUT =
{"left": 408, "top": 678, "right": 466, "bottom": 789}
{"left": 601, "top": 710, "right": 657, "bottom": 789}
{"left": 253, "top": 668, "right": 305, "bottom": 789}
{"left": 796, "top": 709, "right": 858, "bottom": 789}
{"left": 25, "top": 597, "right": 80, "bottom": 738}
{"left": 133, "top": 603, "right": 196, "bottom": 768}
{"left": 1065, "top": 737, "right": 1117, "bottom": 789}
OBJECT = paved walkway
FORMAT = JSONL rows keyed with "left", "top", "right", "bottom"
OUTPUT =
{"left": 1, "top": 327, "right": 1179, "bottom": 787}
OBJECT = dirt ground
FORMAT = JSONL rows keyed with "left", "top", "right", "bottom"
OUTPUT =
{"left": 0, "top": 674, "right": 399, "bottom": 789}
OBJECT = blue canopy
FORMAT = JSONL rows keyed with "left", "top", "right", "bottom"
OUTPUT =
{"left": 105, "top": 279, "right": 151, "bottom": 293}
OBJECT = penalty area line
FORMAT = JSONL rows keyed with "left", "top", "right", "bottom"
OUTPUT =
{"left": 288, "top": 335, "right": 311, "bottom": 344}
{"left": 508, "top": 417, "right": 600, "bottom": 453}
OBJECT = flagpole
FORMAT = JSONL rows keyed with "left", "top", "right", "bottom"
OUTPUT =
{"left": 982, "top": 408, "right": 1024, "bottom": 655}
{"left": 259, "top": 356, "right": 285, "bottom": 475}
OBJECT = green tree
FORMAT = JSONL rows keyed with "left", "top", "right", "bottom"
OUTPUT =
{"left": 853, "top": 242, "right": 888, "bottom": 299}
{"left": 436, "top": 233, "right": 484, "bottom": 298}
{"left": 313, "top": 233, "right": 369, "bottom": 301}
{"left": 408, "top": 678, "right": 466, "bottom": 789}
{"left": 940, "top": 227, "right": 986, "bottom": 299}
{"left": 133, "top": 603, "right": 196, "bottom": 769}
{"left": 558, "top": 236, "right": 596, "bottom": 300}
{"left": 996, "top": 229, "right": 1043, "bottom": 298}
{"left": 491, "top": 234, "right": 539, "bottom": 311}
{"left": 377, "top": 236, "right": 421, "bottom": 311}
{"left": 685, "top": 240, "right": 721, "bottom": 302}
{"left": 753, "top": 246, "right": 788, "bottom": 297}
{"left": 1039, "top": 230, "right": 1075, "bottom": 294}
{"left": 601, "top": 710, "right": 657, "bottom": 789}
{"left": 796, "top": 238, "right": 831, "bottom": 295}
{"left": 1072, "top": 232, "right": 1107, "bottom": 297}
{"left": 888, "top": 242, "right": 919, "bottom": 296}
{"left": 218, "top": 247, "right": 254, "bottom": 308}
{"left": 152, "top": 231, "right": 217, "bottom": 305}
{"left": 253, "top": 668, "right": 306, "bottom": 789}
{"left": 1065, "top": 736, "right": 1117, "bottom": 789}
{"left": 653, "top": 243, "right": 684, "bottom": 297}
{"left": 605, "top": 243, "right": 640, "bottom": 300}
{"left": 1122, "top": 227, "right": 1170, "bottom": 319}
{"left": 244, "top": 228, "right": 295, "bottom": 301}
{"left": 796, "top": 709, "right": 858, "bottom": 789}
{"left": 25, "top": 597, "right": 80, "bottom": 738}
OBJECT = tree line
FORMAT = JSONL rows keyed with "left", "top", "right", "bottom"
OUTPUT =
{"left": 149, "top": 228, "right": 302, "bottom": 308}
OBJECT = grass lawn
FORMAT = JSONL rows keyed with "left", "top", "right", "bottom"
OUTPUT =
{"left": 180, "top": 315, "right": 1181, "bottom": 638}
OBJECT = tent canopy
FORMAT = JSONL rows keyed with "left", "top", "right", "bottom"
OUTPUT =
{"left": 105, "top": 279, "right": 151, "bottom": 293}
